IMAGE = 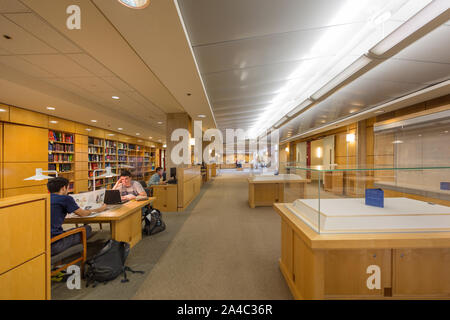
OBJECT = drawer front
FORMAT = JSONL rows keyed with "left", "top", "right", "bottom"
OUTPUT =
{"left": 0, "top": 254, "right": 47, "bottom": 300}
{"left": 0, "top": 200, "right": 47, "bottom": 274}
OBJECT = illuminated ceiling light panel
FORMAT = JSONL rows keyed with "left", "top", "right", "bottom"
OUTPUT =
{"left": 274, "top": 117, "right": 288, "bottom": 128}
{"left": 370, "top": 0, "right": 449, "bottom": 56}
{"left": 118, "top": 0, "right": 150, "bottom": 9}
{"left": 287, "top": 99, "right": 313, "bottom": 117}
{"left": 311, "top": 55, "right": 372, "bottom": 100}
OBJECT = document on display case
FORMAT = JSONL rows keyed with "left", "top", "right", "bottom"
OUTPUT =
{"left": 70, "top": 189, "right": 106, "bottom": 211}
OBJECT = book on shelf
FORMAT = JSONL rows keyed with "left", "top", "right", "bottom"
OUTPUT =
{"left": 49, "top": 130, "right": 74, "bottom": 143}
{"left": 88, "top": 137, "right": 103, "bottom": 146}
{"left": 49, "top": 153, "right": 73, "bottom": 162}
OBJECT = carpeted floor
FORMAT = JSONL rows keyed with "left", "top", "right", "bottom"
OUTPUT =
{"left": 133, "top": 169, "right": 292, "bottom": 300}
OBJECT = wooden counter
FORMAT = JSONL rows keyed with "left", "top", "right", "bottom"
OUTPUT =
{"left": 274, "top": 203, "right": 450, "bottom": 299}
{"left": 0, "top": 194, "right": 51, "bottom": 300}
{"left": 152, "top": 184, "right": 178, "bottom": 212}
{"left": 177, "top": 166, "right": 202, "bottom": 211}
{"left": 65, "top": 198, "right": 154, "bottom": 248}
{"left": 248, "top": 175, "right": 309, "bottom": 208}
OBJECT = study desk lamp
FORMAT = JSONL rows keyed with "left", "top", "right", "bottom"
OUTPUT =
{"left": 24, "top": 168, "right": 58, "bottom": 181}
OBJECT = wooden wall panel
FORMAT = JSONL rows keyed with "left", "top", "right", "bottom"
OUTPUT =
{"left": 3, "top": 124, "right": 48, "bottom": 162}
{"left": 9, "top": 107, "right": 48, "bottom": 128}
{"left": 3, "top": 162, "right": 49, "bottom": 189}
{"left": 48, "top": 117, "right": 76, "bottom": 132}
{"left": 0, "top": 104, "right": 10, "bottom": 122}
{"left": 3, "top": 185, "right": 47, "bottom": 198}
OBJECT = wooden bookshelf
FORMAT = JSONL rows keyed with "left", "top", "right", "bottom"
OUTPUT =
{"left": 48, "top": 130, "right": 74, "bottom": 191}
{"left": 88, "top": 137, "right": 105, "bottom": 191}
{"left": 104, "top": 139, "right": 118, "bottom": 189}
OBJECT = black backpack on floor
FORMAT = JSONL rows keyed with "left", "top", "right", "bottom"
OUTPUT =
{"left": 85, "top": 239, "right": 143, "bottom": 287}
{"left": 143, "top": 208, "right": 166, "bottom": 236}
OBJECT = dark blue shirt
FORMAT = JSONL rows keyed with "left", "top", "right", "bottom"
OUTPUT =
{"left": 50, "top": 194, "right": 80, "bottom": 237}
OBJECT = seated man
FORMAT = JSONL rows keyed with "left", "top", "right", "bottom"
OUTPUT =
{"left": 49, "top": 177, "right": 107, "bottom": 256}
{"left": 112, "top": 170, "right": 147, "bottom": 201}
{"left": 148, "top": 167, "right": 167, "bottom": 186}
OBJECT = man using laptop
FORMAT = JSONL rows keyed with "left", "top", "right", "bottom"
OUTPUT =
{"left": 48, "top": 177, "right": 107, "bottom": 256}
{"left": 148, "top": 167, "right": 167, "bottom": 186}
{"left": 112, "top": 170, "right": 147, "bottom": 201}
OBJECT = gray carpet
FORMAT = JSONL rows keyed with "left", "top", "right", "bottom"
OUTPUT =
{"left": 133, "top": 169, "right": 292, "bottom": 300}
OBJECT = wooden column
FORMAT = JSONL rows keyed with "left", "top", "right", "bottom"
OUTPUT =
{"left": 166, "top": 113, "right": 192, "bottom": 175}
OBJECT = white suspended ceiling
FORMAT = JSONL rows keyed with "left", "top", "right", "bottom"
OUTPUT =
{"left": 177, "top": 0, "right": 450, "bottom": 138}
{"left": 0, "top": 0, "right": 216, "bottom": 143}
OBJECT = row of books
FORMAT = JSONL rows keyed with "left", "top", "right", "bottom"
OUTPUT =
{"left": 49, "top": 130, "right": 73, "bottom": 143}
{"left": 105, "top": 155, "right": 117, "bottom": 161}
{"left": 89, "top": 154, "right": 103, "bottom": 162}
{"left": 48, "top": 163, "right": 72, "bottom": 172}
{"left": 105, "top": 140, "right": 117, "bottom": 148}
{"left": 118, "top": 149, "right": 127, "bottom": 155}
{"left": 118, "top": 156, "right": 127, "bottom": 162}
{"left": 49, "top": 154, "right": 73, "bottom": 162}
{"left": 49, "top": 142, "right": 74, "bottom": 152}
{"left": 88, "top": 146, "right": 103, "bottom": 154}
{"left": 88, "top": 137, "right": 103, "bottom": 146}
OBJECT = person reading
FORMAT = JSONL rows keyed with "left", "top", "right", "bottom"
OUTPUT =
{"left": 112, "top": 170, "right": 147, "bottom": 201}
{"left": 148, "top": 167, "right": 167, "bottom": 186}
{"left": 49, "top": 177, "right": 107, "bottom": 256}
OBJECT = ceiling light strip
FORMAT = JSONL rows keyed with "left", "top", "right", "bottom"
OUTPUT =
{"left": 370, "top": 0, "right": 450, "bottom": 57}
{"left": 280, "top": 79, "right": 450, "bottom": 143}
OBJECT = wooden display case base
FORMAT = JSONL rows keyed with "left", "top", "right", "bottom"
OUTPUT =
{"left": 275, "top": 203, "right": 450, "bottom": 300}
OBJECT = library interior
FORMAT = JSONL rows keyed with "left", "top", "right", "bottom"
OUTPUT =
{"left": 0, "top": 0, "right": 449, "bottom": 301}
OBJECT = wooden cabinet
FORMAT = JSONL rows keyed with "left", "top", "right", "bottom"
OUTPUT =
{"left": 177, "top": 166, "right": 202, "bottom": 211}
{"left": 152, "top": 184, "right": 178, "bottom": 212}
{"left": 275, "top": 203, "right": 450, "bottom": 300}
{"left": 0, "top": 194, "right": 51, "bottom": 300}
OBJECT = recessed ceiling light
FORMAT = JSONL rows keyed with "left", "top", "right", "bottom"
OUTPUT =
{"left": 91, "top": 120, "right": 97, "bottom": 123}
{"left": 198, "top": 114, "right": 206, "bottom": 118}
{"left": 85, "top": 128, "right": 92, "bottom": 132}
{"left": 118, "top": 128, "right": 123, "bottom": 130}
{"left": 163, "top": 144, "right": 167, "bottom": 148}
{"left": 46, "top": 107, "right": 55, "bottom": 110}
{"left": 157, "top": 121, "right": 163, "bottom": 125}
{"left": 112, "top": 96, "right": 120, "bottom": 100}
{"left": 118, "top": 0, "right": 150, "bottom": 9}
{"left": 108, "top": 134, "right": 115, "bottom": 136}
{"left": 50, "top": 120, "right": 58, "bottom": 124}
{"left": 0, "top": 108, "right": 6, "bottom": 112}
{"left": 149, "top": 136, "right": 152, "bottom": 139}
{"left": 136, "top": 133, "right": 140, "bottom": 136}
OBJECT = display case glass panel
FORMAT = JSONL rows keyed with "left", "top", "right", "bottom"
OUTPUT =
{"left": 278, "top": 164, "right": 450, "bottom": 234}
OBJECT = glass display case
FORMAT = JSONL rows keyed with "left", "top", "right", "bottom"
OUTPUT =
{"left": 279, "top": 164, "right": 450, "bottom": 234}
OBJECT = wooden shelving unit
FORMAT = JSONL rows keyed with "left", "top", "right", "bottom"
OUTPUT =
{"left": 88, "top": 137, "right": 105, "bottom": 191}
{"left": 48, "top": 130, "right": 75, "bottom": 191}
{"left": 104, "top": 139, "right": 118, "bottom": 189}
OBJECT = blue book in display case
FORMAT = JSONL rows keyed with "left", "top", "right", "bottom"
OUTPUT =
{"left": 365, "top": 188, "right": 384, "bottom": 208}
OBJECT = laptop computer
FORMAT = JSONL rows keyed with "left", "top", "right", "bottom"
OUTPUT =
{"left": 104, "top": 189, "right": 127, "bottom": 205}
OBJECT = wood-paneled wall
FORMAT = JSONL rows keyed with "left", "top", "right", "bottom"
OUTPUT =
{"left": 0, "top": 104, "right": 163, "bottom": 198}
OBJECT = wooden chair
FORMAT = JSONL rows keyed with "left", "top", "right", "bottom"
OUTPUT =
{"left": 50, "top": 227, "right": 87, "bottom": 277}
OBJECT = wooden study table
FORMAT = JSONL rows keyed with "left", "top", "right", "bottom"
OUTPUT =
{"left": 64, "top": 198, "right": 154, "bottom": 248}
{"left": 248, "top": 174, "right": 309, "bottom": 208}
{"left": 274, "top": 203, "right": 450, "bottom": 300}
